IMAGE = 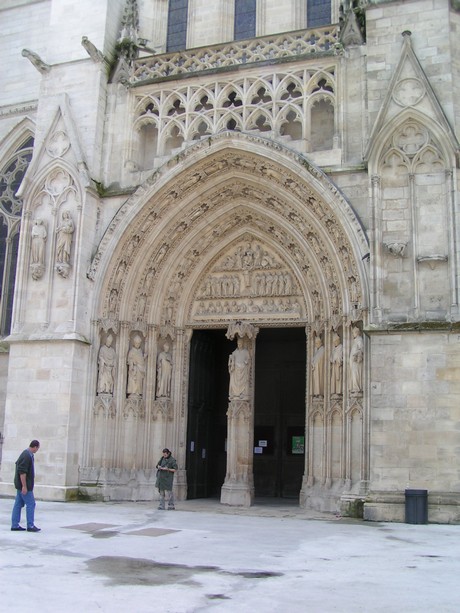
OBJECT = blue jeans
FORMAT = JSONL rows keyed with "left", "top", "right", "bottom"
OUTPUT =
{"left": 11, "top": 490, "right": 36, "bottom": 528}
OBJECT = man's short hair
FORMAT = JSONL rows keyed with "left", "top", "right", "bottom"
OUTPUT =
{"left": 162, "top": 448, "right": 170, "bottom": 454}
{"left": 30, "top": 440, "right": 40, "bottom": 448}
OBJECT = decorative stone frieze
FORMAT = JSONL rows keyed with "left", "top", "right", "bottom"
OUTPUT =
{"left": 130, "top": 64, "right": 338, "bottom": 162}
{"left": 131, "top": 26, "right": 339, "bottom": 84}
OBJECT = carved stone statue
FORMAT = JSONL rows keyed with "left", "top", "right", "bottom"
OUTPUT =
{"left": 56, "top": 210, "right": 74, "bottom": 266}
{"left": 311, "top": 335, "right": 325, "bottom": 396}
{"left": 228, "top": 336, "right": 251, "bottom": 400}
{"left": 330, "top": 333, "right": 343, "bottom": 395}
{"left": 31, "top": 218, "right": 47, "bottom": 264}
{"left": 31, "top": 218, "right": 47, "bottom": 280}
{"left": 156, "top": 342, "right": 173, "bottom": 398}
{"left": 349, "top": 326, "right": 364, "bottom": 393}
{"left": 127, "top": 335, "right": 145, "bottom": 396}
{"left": 97, "top": 334, "right": 116, "bottom": 395}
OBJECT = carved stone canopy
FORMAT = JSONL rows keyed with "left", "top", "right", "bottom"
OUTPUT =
{"left": 226, "top": 321, "right": 258, "bottom": 341}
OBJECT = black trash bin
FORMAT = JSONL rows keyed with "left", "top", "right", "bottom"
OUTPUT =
{"left": 405, "top": 489, "right": 428, "bottom": 524}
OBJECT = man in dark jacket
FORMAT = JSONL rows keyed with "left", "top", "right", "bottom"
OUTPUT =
{"left": 11, "top": 440, "right": 41, "bottom": 532}
{"left": 156, "top": 448, "right": 177, "bottom": 510}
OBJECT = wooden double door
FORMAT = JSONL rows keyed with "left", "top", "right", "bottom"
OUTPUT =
{"left": 186, "top": 327, "right": 306, "bottom": 500}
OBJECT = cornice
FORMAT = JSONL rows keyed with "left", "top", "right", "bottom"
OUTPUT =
{"left": 0, "top": 100, "right": 38, "bottom": 118}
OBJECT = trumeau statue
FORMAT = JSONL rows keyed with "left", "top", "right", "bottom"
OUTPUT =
{"left": 97, "top": 334, "right": 116, "bottom": 395}
{"left": 228, "top": 337, "right": 251, "bottom": 400}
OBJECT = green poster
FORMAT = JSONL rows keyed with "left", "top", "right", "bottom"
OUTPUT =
{"left": 292, "top": 436, "right": 305, "bottom": 454}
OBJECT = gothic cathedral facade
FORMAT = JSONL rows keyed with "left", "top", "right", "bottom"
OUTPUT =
{"left": 0, "top": 0, "right": 459, "bottom": 522}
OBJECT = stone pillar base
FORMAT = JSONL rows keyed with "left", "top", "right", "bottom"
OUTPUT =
{"left": 220, "top": 481, "right": 254, "bottom": 507}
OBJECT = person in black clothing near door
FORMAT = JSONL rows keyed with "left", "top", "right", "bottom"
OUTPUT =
{"left": 156, "top": 448, "right": 177, "bottom": 510}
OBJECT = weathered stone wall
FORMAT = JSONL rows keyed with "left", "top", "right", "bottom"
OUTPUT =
{"left": 365, "top": 329, "right": 460, "bottom": 522}
{"left": 0, "top": 340, "right": 89, "bottom": 501}
{"left": 366, "top": 0, "right": 456, "bottom": 129}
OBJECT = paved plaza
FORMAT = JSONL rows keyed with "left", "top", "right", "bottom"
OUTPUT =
{"left": 1, "top": 498, "right": 459, "bottom": 612}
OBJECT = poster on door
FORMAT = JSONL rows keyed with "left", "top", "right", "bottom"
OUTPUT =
{"left": 291, "top": 436, "right": 305, "bottom": 454}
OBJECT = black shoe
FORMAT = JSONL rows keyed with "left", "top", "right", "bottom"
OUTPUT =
{"left": 168, "top": 507, "right": 175, "bottom": 511}
{"left": 27, "top": 526, "right": 41, "bottom": 532}
{"left": 11, "top": 526, "right": 26, "bottom": 531}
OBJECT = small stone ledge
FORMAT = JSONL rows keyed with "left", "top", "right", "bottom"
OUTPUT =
{"left": 6, "top": 332, "right": 90, "bottom": 344}
{"left": 366, "top": 321, "right": 460, "bottom": 334}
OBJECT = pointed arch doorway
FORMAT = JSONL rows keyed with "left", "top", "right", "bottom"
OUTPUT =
{"left": 186, "top": 326, "right": 306, "bottom": 501}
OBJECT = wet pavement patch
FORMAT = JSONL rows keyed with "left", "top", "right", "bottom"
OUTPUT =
{"left": 63, "top": 523, "right": 120, "bottom": 533}
{"left": 91, "top": 530, "right": 120, "bottom": 539}
{"left": 125, "top": 527, "right": 179, "bottom": 537}
{"left": 87, "top": 556, "right": 283, "bottom": 586}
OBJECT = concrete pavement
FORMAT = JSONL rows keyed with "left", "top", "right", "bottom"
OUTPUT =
{"left": 1, "top": 497, "right": 459, "bottom": 612}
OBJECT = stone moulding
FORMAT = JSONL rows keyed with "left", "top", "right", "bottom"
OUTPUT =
{"left": 366, "top": 321, "right": 460, "bottom": 333}
{"left": 131, "top": 26, "right": 339, "bottom": 85}
{"left": 417, "top": 254, "right": 448, "bottom": 270}
{"left": 88, "top": 131, "right": 369, "bottom": 284}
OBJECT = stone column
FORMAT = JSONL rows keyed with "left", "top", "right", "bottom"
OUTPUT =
{"left": 370, "top": 174, "right": 382, "bottom": 322}
{"left": 221, "top": 322, "right": 258, "bottom": 507}
{"left": 171, "top": 326, "right": 188, "bottom": 501}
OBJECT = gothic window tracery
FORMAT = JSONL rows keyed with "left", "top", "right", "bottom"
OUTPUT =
{"left": 310, "top": 97, "right": 334, "bottom": 150}
{"left": 279, "top": 109, "right": 303, "bottom": 140}
{"left": 191, "top": 119, "right": 212, "bottom": 140}
{"left": 133, "top": 67, "right": 337, "bottom": 168}
{"left": 222, "top": 90, "right": 243, "bottom": 108}
{"left": 163, "top": 123, "right": 185, "bottom": 154}
{"left": 166, "top": 97, "right": 186, "bottom": 116}
{"left": 0, "top": 136, "right": 33, "bottom": 336}
{"left": 280, "top": 81, "right": 303, "bottom": 101}
{"left": 378, "top": 117, "right": 448, "bottom": 316}
{"left": 138, "top": 123, "right": 159, "bottom": 170}
{"left": 250, "top": 87, "right": 272, "bottom": 105}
